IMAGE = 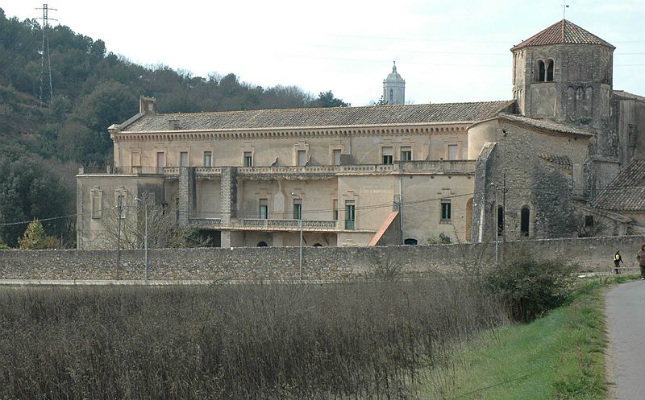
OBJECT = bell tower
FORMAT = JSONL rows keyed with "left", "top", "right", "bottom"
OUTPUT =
{"left": 383, "top": 62, "right": 405, "bottom": 105}
{"left": 511, "top": 19, "right": 614, "bottom": 130}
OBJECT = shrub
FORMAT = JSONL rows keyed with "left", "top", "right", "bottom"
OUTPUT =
{"left": 486, "top": 250, "right": 576, "bottom": 322}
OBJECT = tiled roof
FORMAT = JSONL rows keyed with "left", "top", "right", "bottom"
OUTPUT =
{"left": 511, "top": 19, "right": 614, "bottom": 51}
{"left": 614, "top": 90, "right": 645, "bottom": 103}
{"left": 498, "top": 114, "right": 594, "bottom": 137}
{"left": 538, "top": 153, "right": 572, "bottom": 169}
{"left": 120, "top": 101, "right": 516, "bottom": 133}
{"left": 592, "top": 160, "right": 645, "bottom": 211}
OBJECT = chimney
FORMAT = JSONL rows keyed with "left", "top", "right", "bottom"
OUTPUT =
{"left": 139, "top": 96, "right": 157, "bottom": 115}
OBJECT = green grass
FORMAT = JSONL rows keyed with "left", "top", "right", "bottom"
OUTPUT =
{"left": 420, "top": 276, "right": 635, "bottom": 400}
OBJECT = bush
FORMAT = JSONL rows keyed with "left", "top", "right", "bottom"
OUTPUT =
{"left": 486, "top": 250, "right": 576, "bottom": 322}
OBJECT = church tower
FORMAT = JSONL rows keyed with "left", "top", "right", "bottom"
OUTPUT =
{"left": 511, "top": 20, "right": 615, "bottom": 130}
{"left": 383, "top": 62, "right": 405, "bottom": 105}
{"left": 511, "top": 20, "right": 618, "bottom": 198}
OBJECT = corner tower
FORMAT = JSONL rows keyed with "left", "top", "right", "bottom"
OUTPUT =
{"left": 511, "top": 20, "right": 615, "bottom": 129}
{"left": 383, "top": 62, "right": 405, "bottom": 105}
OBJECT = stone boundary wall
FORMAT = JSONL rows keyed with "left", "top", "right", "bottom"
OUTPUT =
{"left": 1, "top": 236, "right": 644, "bottom": 282}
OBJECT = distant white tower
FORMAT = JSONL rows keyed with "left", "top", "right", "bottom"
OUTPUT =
{"left": 383, "top": 62, "right": 405, "bottom": 105}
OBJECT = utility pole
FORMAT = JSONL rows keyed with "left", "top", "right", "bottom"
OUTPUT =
{"left": 36, "top": 4, "right": 56, "bottom": 108}
{"left": 116, "top": 199, "right": 123, "bottom": 279}
{"left": 502, "top": 172, "right": 507, "bottom": 263}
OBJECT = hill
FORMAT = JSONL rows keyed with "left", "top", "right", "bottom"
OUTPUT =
{"left": 0, "top": 7, "right": 347, "bottom": 247}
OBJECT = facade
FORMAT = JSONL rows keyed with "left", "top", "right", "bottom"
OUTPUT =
{"left": 77, "top": 19, "right": 644, "bottom": 249}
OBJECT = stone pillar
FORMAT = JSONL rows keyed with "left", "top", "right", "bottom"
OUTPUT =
{"left": 220, "top": 167, "right": 238, "bottom": 225}
{"left": 178, "top": 167, "right": 195, "bottom": 226}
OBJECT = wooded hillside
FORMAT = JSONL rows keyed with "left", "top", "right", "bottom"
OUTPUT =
{"left": 0, "top": 7, "right": 347, "bottom": 247}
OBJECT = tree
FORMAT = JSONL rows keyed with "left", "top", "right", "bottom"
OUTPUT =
{"left": 18, "top": 219, "right": 60, "bottom": 249}
{"left": 97, "top": 194, "right": 209, "bottom": 250}
{"left": 313, "top": 90, "right": 350, "bottom": 108}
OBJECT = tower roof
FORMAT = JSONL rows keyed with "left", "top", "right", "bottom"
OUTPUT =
{"left": 511, "top": 19, "right": 615, "bottom": 51}
{"left": 384, "top": 62, "right": 404, "bottom": 83}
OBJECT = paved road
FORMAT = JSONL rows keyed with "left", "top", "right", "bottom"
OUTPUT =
{"left": 606, "top": 280, "right": 645, "bottom": 400}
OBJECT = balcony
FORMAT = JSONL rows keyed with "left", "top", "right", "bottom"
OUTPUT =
{"left": 79, "top": 161, "right": 476, "bottom": 178}
{"left": 188, "top": 217, "right": 338, "bottom": 231}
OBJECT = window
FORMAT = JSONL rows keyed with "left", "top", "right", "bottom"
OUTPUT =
{"left": 203, "top": 151, "right": 212, "bottom": 167}
{"left": 389, "top": 89, "right": 394, "bottom": 104}
{"left": 257, "top": 241, "right": 268, "bottom": 247}
{"left": 293, "top": 198, "right": 302, "bottom": 220}
{"left": 497, "top": 206, "right": 504, "bottom": 236}
{"left": 244, "top": 151, "right": 253, "bottom": 167}
{"left": 404, "top": 238, "right": 418, "bottom": 245}
{"left": 628, "top": 124, "right": 635, "bottom": 147}
{"left": 537, "top": 60, "right": 545, "bottom": 82}
{"left": 131, "top": 152, "right": 141, "bottom": 167}
{"left": 180, "top": 151, "right": 188, "bottom": 167}
{"left": 259, "top": 199, "right": 268, "bottom": 219}
{"left": 156, "top": 152, "right": 166, "bottom": 172}
{"left": 297, "top": 150, "right": 307, "bottom": 166}
{"left": 521, "top": 207, "right": 530, "bottom": 237}
{"left": 333, "top": 149, "right": 341, "bottom": 165}
{"left": 441, "top": 199, "right": 451, "bottom": 222}
{"left": 546, "top": 59, "right": 554, "bottom": 82}
{"left": 382, "top": 147, "right": 393, "bottom": 165}
{"left": 117, "top": 194, "right": 126, "bottom": 219}
{"left": 91, "top": 188, "right": 102, "bottom": 219}
{"left": 585, "top": 215, "right": 594, "bottom": 227}
{"left": 400, "top": 146, "right": 412, "bottom": 161}
{"left": 448, "top": 144, "right": 458, "bottom": 160}
{"left": 332, "top": 199, "right": 338, "bottom": 220}
{"left": 345, "top": 200, "right": 355, "bottom": 229}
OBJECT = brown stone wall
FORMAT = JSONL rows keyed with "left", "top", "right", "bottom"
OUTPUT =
{"left": 2, "top": 236, "right": 644, "bottom": 282}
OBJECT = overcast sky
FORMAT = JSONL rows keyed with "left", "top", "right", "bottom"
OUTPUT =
{"left": 2, "top": 0, "right": 644, "bottom": 106}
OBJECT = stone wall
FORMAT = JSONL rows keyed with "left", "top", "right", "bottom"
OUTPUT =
{"left": 2, "top": 236, "right": 644, "bottom": 282}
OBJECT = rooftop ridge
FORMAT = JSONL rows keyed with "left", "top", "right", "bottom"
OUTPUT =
{"left": 511, "top": 19, "right": 615, "bottom": 51}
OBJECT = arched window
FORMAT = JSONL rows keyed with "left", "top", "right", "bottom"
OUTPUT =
{"left": 257, "top": 241, "right": 268, "bottom": 247}
{"left": 521, "top": 207, "right": 530, "bottom": 237}
{"left": 404, "top": 238, "right": 418, "bottom": 245}
{"left": 546, "top": 59, "right": 554, "bottom": 82}
{"left": 537, "top": 60, "right": 545, "bottom": 82}
{"left": 313, "top": 243, "right": 323, "bottom": 247}
{"left": 497, "top": 206, "right": 504, "bottom": 237}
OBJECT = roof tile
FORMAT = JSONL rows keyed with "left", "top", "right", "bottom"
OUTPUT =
{"left": 120, "top": 101, "right": 516, "bottom": 133}
{"left": 511, "top": 19, "right": 614, "bottom": 51}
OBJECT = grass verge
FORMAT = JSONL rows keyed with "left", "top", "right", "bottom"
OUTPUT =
{"left": 420, "top": 275, "right": 635, "bottom": 400}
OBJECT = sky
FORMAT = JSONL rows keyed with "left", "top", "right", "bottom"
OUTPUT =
{"left": 2, "top": 0, "right": 644, "bottom": 106}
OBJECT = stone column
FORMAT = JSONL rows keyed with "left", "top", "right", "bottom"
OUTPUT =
{"left": 220, "top": 167, "right": 238, "bottom": 247}
{"left": 178, "top": 167, "right": 195, "bottom": 226}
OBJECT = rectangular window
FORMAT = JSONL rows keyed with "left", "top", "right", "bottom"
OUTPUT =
{"left": 448, "top": 144, "right": 458, "bottom": 160}
{"left": 203, "top": 151, "right": 212, "bottom": 167}
{"left": 400, "top": 146, "right": 412, "bottom": 161}
{"left": 259, "top": 198, "right": 268, "bottom": 219}
{"left": 441, "top": 199, "right": 451, "bottom": 222}
{"left": 332, "top": 199, "right": 338, "bottom": 220}
{"left": 345, "top": 201, "right": 355, "bottom": 229}
{"left": 628, "top": 124, "right": 635, "bottom": 147}
{"left": 382, "top": 147, "right": 393, "bottom": 165}
{"left": 117, "top": 194, "right": 126, "bottom": 219}
{"left": 293, "top": 198, "right": 302, "bottom": 220}
{"left": 180, "top": 151, "right": 188, "bottom": 167}
{"left": 297, "top": 150, "right": 307, "bottom": 166}
{"left": 585, "top": 215, "right": 594, "bottom": 227}
{"left": 244, "top": 151, "right": 253, "bottom": 167}
{"left": 131, "top": 152, "right": 141, "bottom": 167}
{"left": 91, "top": 189, "right": 102, "bottom": 219}
{"left": 156, "top": 152, "right": 166, "bottom": 172}
{"left": 333, "top": 149, "right": 342, "bottom": 165}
